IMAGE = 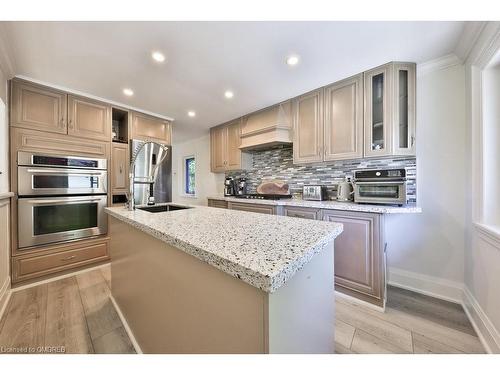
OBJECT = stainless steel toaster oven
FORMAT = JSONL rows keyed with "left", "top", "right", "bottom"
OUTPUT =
{"left": 353, "top": 168, "right": 409, "bottom": 206}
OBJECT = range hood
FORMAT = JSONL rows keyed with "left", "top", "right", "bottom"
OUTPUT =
{"left": 239, "top": 101, "right": 292, "bottom": 150}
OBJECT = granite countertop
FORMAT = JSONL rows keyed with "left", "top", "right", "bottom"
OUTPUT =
{"left": 0, "top": 192, "right": 14, "bottom": 200}
{"left": 106, "top": 205, "right": 343, "bottom": 293}
{"left": 207, "top": 196, "right": 422, "bottom": 214}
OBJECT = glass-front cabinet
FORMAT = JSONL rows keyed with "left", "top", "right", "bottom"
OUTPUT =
{"left": 364, "top": 62, "right": 416, "bottom": 157}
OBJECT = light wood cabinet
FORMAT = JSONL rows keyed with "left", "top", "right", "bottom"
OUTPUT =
{"left": 208, "top": 199, "right": 228, "bottom": 209}
{"left": 111, "top": 143, "right": 129, "bottom": 192}
{"left": 292, "top": 88, "right": 324, "bottom": 164}
{"left": 210, "top": 119, "right": 252, "bottom": 173}
{"left": 10, "top": 80, "right": 67, "bottom": 134}
{"left": 322, "top": 209, "right": 385, "bottom": 307}
{"left": 324, "top": 74, "right": 364, "bottom": 161}
{"left": 283, "top": 206, "right": 321, "bottom": 220}
{"left": 227, "top": 202, "right": 277, "bottom": 215}
{"left": 68, "top": 95, "right": 111, "bottom": 141}
{"left": 364, "top": 62, "right": 416, "bottom": 157}
{"left": 131, "top": 111, "right": 172, "bottom": 144}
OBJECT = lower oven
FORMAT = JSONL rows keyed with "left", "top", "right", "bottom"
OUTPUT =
{"left": 17, "top": 195, "right": 108, "bottom": 249}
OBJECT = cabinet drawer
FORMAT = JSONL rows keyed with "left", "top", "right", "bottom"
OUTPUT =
{"left": 208, "top": 199, "right": 228, "bottom": 209}
{"left": 283, "top": 206, "right": 321, "bottom": 220}
{"left": 228, "top": 202, "right": 276, "bottom": 215}
{"left": 12, "top": 240, "right": 109, "bottom": 283}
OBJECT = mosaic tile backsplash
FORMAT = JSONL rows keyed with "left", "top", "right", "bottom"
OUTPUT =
{"left": 226, "top": 145, "right": 417, "bottom": 203}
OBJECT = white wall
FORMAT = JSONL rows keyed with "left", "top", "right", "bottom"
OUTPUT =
{"left": 171, "top": 134, "right": 225, "bottom": 206}
{"left": 386, "top": 63, "right": 467, "bottom": 298}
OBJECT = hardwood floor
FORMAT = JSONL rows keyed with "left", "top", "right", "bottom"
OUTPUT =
{"left": 335, "top": 286, "right": 485, "bottom": 354}
{"left": 0, "top": 266, "right": 134, "bottom": 354}
{"left": 0, "top": 266, "right": 485, "bottom": 354}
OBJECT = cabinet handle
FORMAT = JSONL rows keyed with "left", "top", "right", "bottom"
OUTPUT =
{"left": 119, "top": 165, "right": 123, "bottom": 174}
{"left": 68, "top": 119, "right": 73, "bottom": 129}
{"left": 61, "top": 255, "right": 76, "bottom": 261}
{"left": 410, "top": 135, "right": 415, "bottom": 146}
{"left": 60, "top": 118, "right": 65, "bottom": 128}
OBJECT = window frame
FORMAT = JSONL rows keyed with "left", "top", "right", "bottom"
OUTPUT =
{"left": 183, "top": 155, "right": 196, "bottom": 197}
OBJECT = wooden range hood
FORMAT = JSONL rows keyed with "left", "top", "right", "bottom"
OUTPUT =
{"left": 239, "top": 101, "right": 292, "bottom": 150}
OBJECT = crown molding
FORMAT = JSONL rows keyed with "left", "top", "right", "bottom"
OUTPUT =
{"left": 0, "top": 24, "right": 15, "bottom": 77}
{"left": 455, "top": 22, "right": 487, "bottom": 62}
{"left": 416, "top": 53, "right": 462, "bottom": 77}
{"left": 465, "top": 21, "right": 500, "bottom": 68}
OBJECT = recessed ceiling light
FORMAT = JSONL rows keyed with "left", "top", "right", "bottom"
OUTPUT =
{"left": 152, "top": 51, "right": 166, "bottom": 63}
{"left": 188, "top": 111, "right": 196, "bottom": 117}
{"left": 286, "top": 55, "right": 300, "bottom": 66}
{"left": 224, "top": 90, "right": 234, "bottom": 99}
{"left": 123, "top": 88, "right": 134, "bottom": 96}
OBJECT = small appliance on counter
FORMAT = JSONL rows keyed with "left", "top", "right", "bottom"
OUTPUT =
{"left": 336, "top": 178, "right": 355, "bottom": 202}
{"left": 224, "top": 177, "right": 237, "bottom": 196}
{"left": 353, "top": 168, "right": 409, "bottom": 206}
{"left": 302, "top": 185, "right": 327, "bottom": 201}
{"left": 236, "top": 178, "right": 247, "bottom": 196}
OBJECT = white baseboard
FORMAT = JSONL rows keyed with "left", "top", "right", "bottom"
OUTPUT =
{"left": 110, "top": 295, "right": 142, "bottom": 354}
{"left": 388, "top": 267, "right": 464, "bottom": 303}
{"left": 462, "top": 287, "right": 500, "bottom": 354}
{"left": 0, "top": 276, "right": 12, "bottom": 322}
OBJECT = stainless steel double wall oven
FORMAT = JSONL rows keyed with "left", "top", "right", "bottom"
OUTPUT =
{"left": 17, "top": 151, "right": 108, "bottom": 248}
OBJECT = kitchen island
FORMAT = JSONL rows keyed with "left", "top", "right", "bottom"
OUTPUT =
{"left": 105, "top": 205, "right": 343, "bottom": 354}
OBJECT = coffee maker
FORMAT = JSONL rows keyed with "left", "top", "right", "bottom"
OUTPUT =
{"left": 224, "top": 177, "right": 236, "bottom": 196}
{"left": 236, "top": 178, "right": 247, "bottom": 196}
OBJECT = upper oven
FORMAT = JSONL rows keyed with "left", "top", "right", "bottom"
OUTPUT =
{"left": 17, "top": 152, "right": 107, "bottom": 196}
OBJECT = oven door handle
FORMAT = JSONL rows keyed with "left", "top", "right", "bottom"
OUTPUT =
{"left": 355, "top": 181, "right": 405, "bottom": 185}
{"left": 25, "top": 168, "right": 105, "bottom": 175}
{"left": 25, "top": 198, "right": 104, "bottom": 205}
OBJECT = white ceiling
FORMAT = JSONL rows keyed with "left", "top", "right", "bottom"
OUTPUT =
{"left": 0, "top": 21, "right": 465, "bottom": 143}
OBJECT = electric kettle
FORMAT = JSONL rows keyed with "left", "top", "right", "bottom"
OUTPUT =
{"left": 336, "top": 178, "right": 354, "bottom": 202}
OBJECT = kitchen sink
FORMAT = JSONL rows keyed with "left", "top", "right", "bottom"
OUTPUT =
{"left": 138, "top": 204, "right": 192, "bottom": 213}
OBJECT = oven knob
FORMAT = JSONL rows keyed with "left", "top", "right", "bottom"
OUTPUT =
{"left": 376, "top": 172, "right": 381, "bottom": 176}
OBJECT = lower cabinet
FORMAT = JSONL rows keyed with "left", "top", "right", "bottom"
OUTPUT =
{"left": 227, "top": 201, "right": 277, "bottom": 215}
{"left": 322, "top": 210, "right": 385, "bottom": 307}
{"left": 208, "top": 199, "right": 228, "bottom": 209}
{"left": 11, "top": 237, "right": 110, "bottom": 284}
{"left": 283, "top": 206, "right": 321, "bottom": 220}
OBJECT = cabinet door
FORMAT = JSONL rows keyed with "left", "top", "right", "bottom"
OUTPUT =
{"left": 393, "top": 63, "right": 416, "bottom": 156}
{"left": 131, "top": 112, "right": 172, "bottom": 144}
{"left": 10, "top": 80, "right": 67, "bottom": 134}
{"left": 324, "top": 74, "right": 363, "bottom": 161}
{"left": 228, "top": 202, "right": 276, "bottom": 215}
{"left": 364, "top": 64, "right": 393, "bottom": 157}
{"left": 68, "top": 95, "right": 111, "bottom": 141}
{"left": 226, "top": 120, "right": 242, "bottom": 170}
{"left": 322, "top": 210, "right": 384, "bottom": 306}
{"left": 283, "top": 206, "right": 321, "bottom": 220}
{"left": 210, "top": 126, "right": 227, "bottom": 173}
{"left": 293, "top": 89, "right": 324, "bottom": 164}
{"left": 111, "top": 143, "right": 129, "bottom": 192}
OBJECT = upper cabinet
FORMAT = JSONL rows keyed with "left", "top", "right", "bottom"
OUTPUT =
{"left": 324, "top": 74, "right": 364, "bottom": 161}
{"left": 10, "top": 80, "right": 67, "bottom": 135}
{"left": 131, "top": 111, "right": 172, "bottom": 145}
{"left": 292, "top": 88, "right": 324, "bottom": 164}
{"left": 210, "top": 119, "right": 252, "bottom": 173}
{"left": 364, "top": 62, "right": 416, "bottom": 157}
{"left": 240, "top": 101, "right": 292, "bottom": 150}
{"left": 68, "top": 95, "right": 111, "bottom": 141}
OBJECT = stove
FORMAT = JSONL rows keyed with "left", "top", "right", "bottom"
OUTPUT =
{"left": 234, "top": 194, "right": 292, "bottom": 200}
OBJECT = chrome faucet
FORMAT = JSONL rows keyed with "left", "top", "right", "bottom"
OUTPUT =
{"left": 127, "top": 140, "right": 169, "bottom": 211}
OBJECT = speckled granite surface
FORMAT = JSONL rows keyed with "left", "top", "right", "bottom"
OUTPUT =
{"left": 207, "top": 196, "right": 422, "bottom": 214}
{"left": 106, "top": 205, "right": 343, "bottom": 293}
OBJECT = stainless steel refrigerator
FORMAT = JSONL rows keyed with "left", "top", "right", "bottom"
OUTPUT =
{"left": 130, "top": 139, "right": 172, "bottom": 205}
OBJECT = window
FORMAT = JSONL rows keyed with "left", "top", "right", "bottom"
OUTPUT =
{"left": 184, "top": 156, "right": 196, "bottom": 196}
